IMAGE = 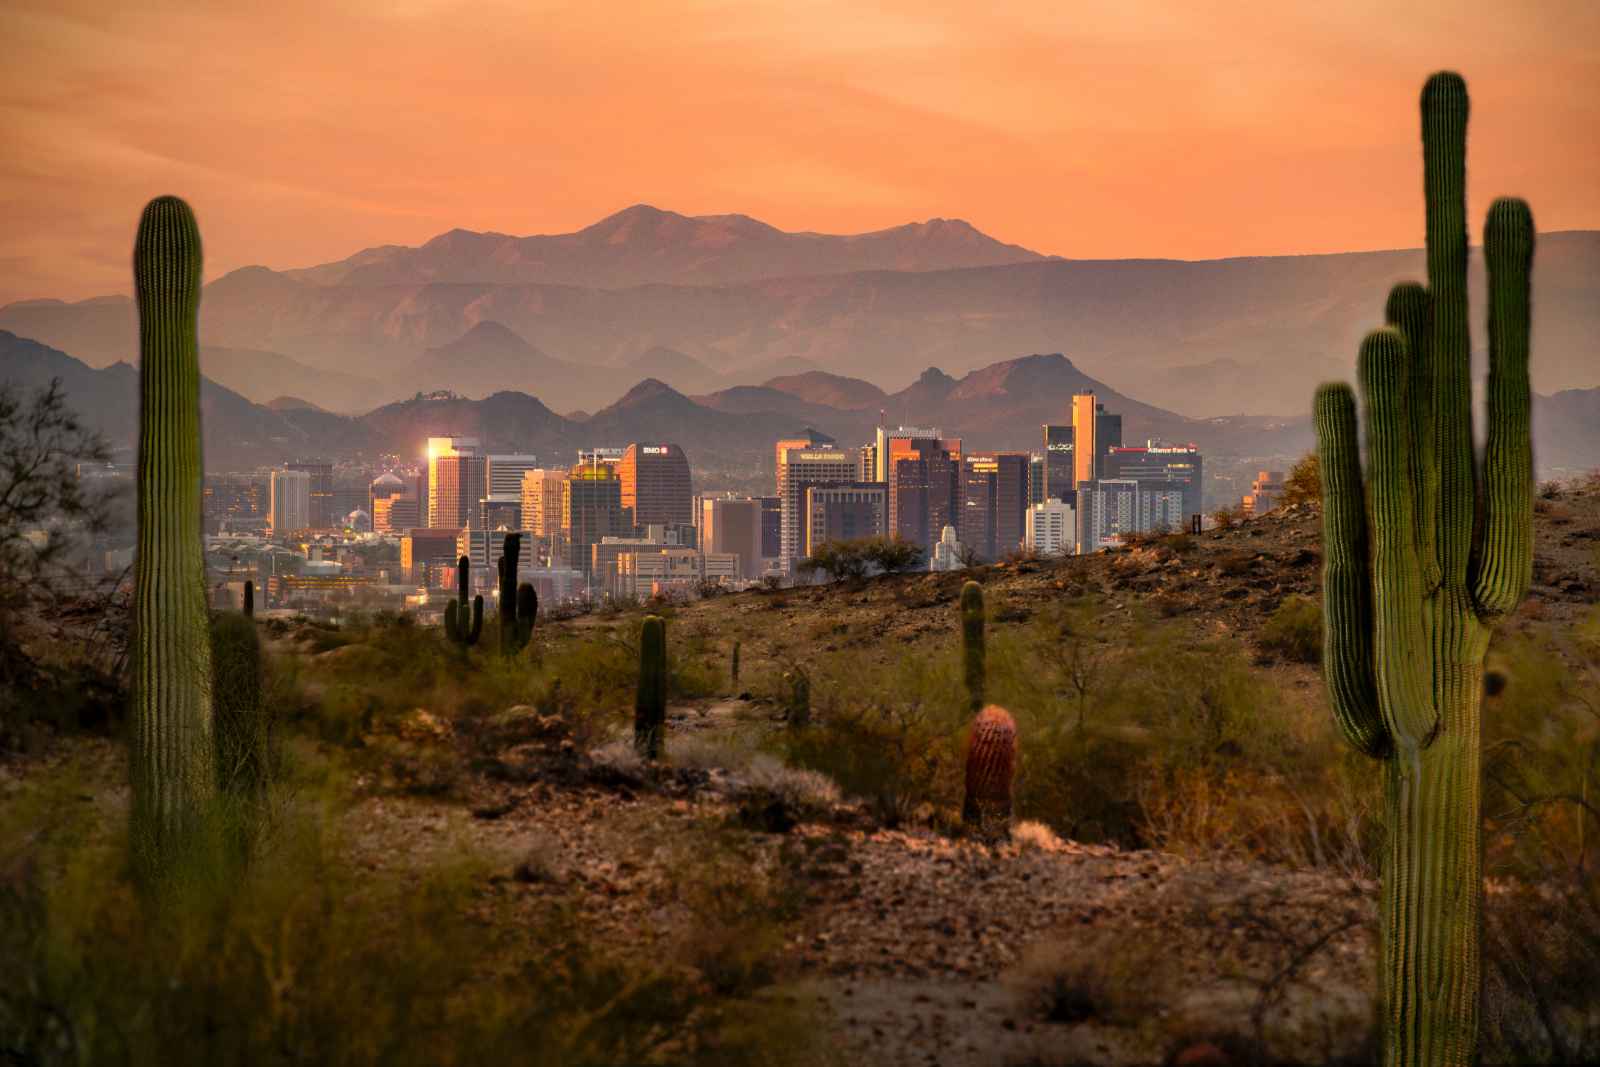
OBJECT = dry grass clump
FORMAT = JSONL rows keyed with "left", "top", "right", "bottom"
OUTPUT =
{"left": 1007, "top": 929, "right": 1169, "bottom": 1027}
{"left": 0, "top": 757, "right": 824, "bottom": 1067}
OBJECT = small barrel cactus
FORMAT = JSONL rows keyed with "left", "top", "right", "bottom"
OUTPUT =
{"left": 961, "top": 580, "right": 985, "bottom": 712}
{"left": 444, "top": 555, "right": 483, "bottom": 649}
{"left": 962, "top": 704, "right": 1016, "bottom": 834}
{"left": 634, "top": 615, "right": 667, "bottom": 758}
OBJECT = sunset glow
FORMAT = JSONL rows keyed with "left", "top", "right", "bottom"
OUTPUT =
{"left": 1, "top": 0, "right": 1595, "bottom": 306}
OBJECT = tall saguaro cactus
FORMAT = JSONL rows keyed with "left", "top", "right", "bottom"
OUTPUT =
{"left": 635, "top": 614, "right": 667, "bottom": 759}
{"left": 961, "top": 580, "right": 986, "bottom": 712}
{"left": 131, "top": 196, "right": 215, "bottom": 875}
{"left": 1314, "top": 71, "right": 1534, "bottom": 1067}
{"left": 444, "top": 555, "right": 483, "bottom": 650}
{"left": 497, "top": 533, "right": 534, "bottom": 654}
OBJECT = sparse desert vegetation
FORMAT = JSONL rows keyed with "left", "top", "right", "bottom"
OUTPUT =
{"left": 5, "top": 478, "right": 1598, "bottom": 1065}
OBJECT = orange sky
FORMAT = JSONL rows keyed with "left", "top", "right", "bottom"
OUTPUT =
{"left": 1, "top": 0, "right": 1596, "bottom": 306}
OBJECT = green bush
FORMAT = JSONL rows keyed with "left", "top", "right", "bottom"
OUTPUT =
{"left": 776, "top": 651, "right": 965, "bottom": 825}
{"left": 0, "top": 763, "right": 823, "bottom": 1067}
{"left": 1260, "top": 595, "right": 1322, "bottom": 664}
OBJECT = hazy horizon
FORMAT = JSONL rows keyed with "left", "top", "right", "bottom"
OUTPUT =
{"left": 3, "top": 0, "right": 1597, "bottom": 306}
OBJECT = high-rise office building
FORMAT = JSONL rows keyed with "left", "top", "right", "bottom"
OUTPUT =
{"left": 563, "top": 460, "right": 627, "bottom": 584}
{"left": 959, "top": 452, "right": 1030, "bottom": 562}
{"left": 486, "top": 454, "right": 540, "bottom": 498}
{"left": 775, "top": 432, "right": 854, "bottom": 568}
{"left": 369, "top": 472, "right": 407, "bottom": 522}
{"left": 203, "top": 477, "right": 266, "bottom": 533}
{"left": 873, "top": 425, "right": 943, "bottom": 483}
{"left": 1077, "top": 479, "right": 1185, "bottom": 550}
{"left": 287, "top": 461, "right": 334, "bottom": 528}
{"left": 520, "top": 469, "right": 567, "bottom": 538}
{"left": 478, "top": 497, "right": 522, "bottom": 531}
{"left": 1069, "top": 395, "right": 1124, "bottom": 487}
{"left": 269, "top": 469, "right": 311, "bottom": 535}
{"left": 1103, "top": 444, "right": 1204, "bottom": 521}
{"left": 427, "top": 437, "right": 484, "bottom": 530}
{"left": 887, "top": 436, "right": 962, "bottom": 554}
{"left": 484, "top": 453, "right": 540, "bottom": 529}
{"left": 1026, "top": 500, "right": 1076, "bottom": 557}
{"left": 618, "top": 443, "right": 693, "bottom": 529}
{"left": 578, "top": 446, "right": 626, "bottom": 470}
{"left": 856, "top": 443, "right": 877, "bottom": 483}
{"left": 1242, "top": 470, "right": 1287, "bottom": 516}
{"left": 804, "top": 483, "right": 887, "bottom": 557}
{"left": 759, "top": 496, "right": 782, "bottom": 565}
{"left": 400, "top": 528, "right": 462, "bottom": 583}
{"left": 1028, "top": 454, "right": 1046, "bottom": 507}
{"left": 1043, "top": 423, "right": 1075, "bottom": 500}
{"left": 698, "top": 496, "right": 763, "bottom": 579}
{"left": 1071, "top": 395, "right": 1098, "bottom": 489}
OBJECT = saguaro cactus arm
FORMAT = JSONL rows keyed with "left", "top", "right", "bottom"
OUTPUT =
{"left": 445, "top": 554, "right": 481, "bottom": 648}
{"left": 1422, "top": 72, "right": 1475, "bottom": 589}
{"left": 1312, "top": 383, "right": 1387, "bottom": 758}
{"left": 1473, "top": 198, "right": 1535, "bottom": 616}
{"left": 1359, "top": 329, "right": 1438, "bottom": 751}
{"left": 1383, "top": 282, "right": 1439, "bottom": 593}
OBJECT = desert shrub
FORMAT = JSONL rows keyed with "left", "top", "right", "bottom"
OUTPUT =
{"left": 776, "top": 651, "right": 966, "bottom": 825}
{"left": 1260, "top": 595, "right": 1322, "bottom": 663}
{"left": 1280, "top": 452, "right": 1321, "bottom": 508}
{"left": 666, "top": 829, "right": 805, "bottom": 999}
{"left": 1008, "top": 929, "right": 1168, "bottom": 1026}
{"left": 1211, "top": 506, "right": 1241, "bottom": 530}
{"left": 297, "top": 615, "right": 637, "bottom": 751}
{"left": 0, "top": 763, "right": 822, "bottom": 1067}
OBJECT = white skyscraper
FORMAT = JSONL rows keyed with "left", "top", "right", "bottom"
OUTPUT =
{"left": 269, "top": 468, "right": 311, "bottom": 534}
{"left": 1025, "top": 499, "right": 1076, "bottom": 557}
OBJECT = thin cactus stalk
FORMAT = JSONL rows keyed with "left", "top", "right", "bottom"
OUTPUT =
{"left": 962, "top": 705, "right": 1016, "bottom": 835}
{"left": 242, "top": 579, "right": 254, "bottom": 618}
{"left": 786, "top": 667, "right": 810, "bottom": 727}
{"left": 498, "top": 533, "right": 521, "bottom": 655}
{"left": 1313, "top": 71, "right": 1534, "bottom": 1067}
{"left": 515, "top": 582, "right": 537, "bottom": 649}
{"left": 731, "top": 639, "right": 741, "bottom": 685}
{"left": 130, "top": 195, "right": 215, "bottom": 877}
{"left": 210, "top": 611, "right": 266, "bottom": 803}
{"left": 961, "top": 580, "right": 985, "bottom": 712}
{"left": 444, "top": 554, "right": 482, "bottom": 650}
{"left": 634, "top": 614, "right": 667, "bottom": 759}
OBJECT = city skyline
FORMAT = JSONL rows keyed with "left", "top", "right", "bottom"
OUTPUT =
{"left": 3, "top": 2, "right": 1597, "bottom": 306}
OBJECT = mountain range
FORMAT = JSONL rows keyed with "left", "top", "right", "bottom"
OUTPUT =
{"left": 6, "top": 330, "right": 1596, "bottom": 494}
{"left": 3, "top": 205, "right": 1594, "bottom": 418}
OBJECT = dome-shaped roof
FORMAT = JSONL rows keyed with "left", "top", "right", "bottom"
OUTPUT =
{"left": 371, "top": 472, "right": 405, "bottom": 487}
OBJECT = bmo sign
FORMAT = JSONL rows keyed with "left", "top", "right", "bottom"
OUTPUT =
{"left": 641, "top": 445, "right": 670, "bottom": 455}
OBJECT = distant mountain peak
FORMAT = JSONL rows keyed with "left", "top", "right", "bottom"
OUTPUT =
{"left": 617, "top": 377, "right": 685, "bottom": 403}
{"left": 427, "top": 320, "right": 533, "bottom": 354}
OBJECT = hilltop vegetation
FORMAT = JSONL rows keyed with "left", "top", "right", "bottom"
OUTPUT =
{"left": 4, "top": 479, "right": 1597, "bottom": 1065}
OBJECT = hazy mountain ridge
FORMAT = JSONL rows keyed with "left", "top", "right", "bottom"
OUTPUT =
{"left": 3, "top": 209, "right": 1592, "bottom": 418}
{"left": 5, "top": 329, "right": 1596, "bottom": 481}
{"left": 279, "top": 205, "right": 1048, "bottom": 289}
